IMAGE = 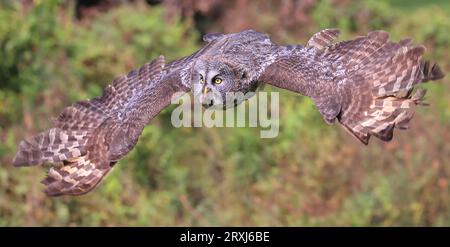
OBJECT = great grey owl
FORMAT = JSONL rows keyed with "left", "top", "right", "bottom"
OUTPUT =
{"left": 12, "top": 29, "right": 445, "bottom": 196}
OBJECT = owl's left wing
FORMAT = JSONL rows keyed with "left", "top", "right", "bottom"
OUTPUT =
{"left": 259, "top": 29, "right": 444, "bottom": 144}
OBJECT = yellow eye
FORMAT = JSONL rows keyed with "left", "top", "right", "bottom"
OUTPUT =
{"left": 214, "top": 78, "right": 222, "bottom": 84}
{"left": 200, "top": 78, "right": 205, "bottom": 84}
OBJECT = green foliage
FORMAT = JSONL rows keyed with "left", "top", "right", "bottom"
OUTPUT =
{"left": 312, "top": 0, "right": 393, "bottom": 36}
{"left": 0, "top": 0, "right": 449, "bottom": 226}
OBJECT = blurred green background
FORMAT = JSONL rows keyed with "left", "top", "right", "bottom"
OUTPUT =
{"left": 0, "top": 0, "right": 449, "bottom": 226}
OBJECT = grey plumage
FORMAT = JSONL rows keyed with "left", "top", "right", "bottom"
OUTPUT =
{"left": 259, "top": 29, "right": 444, "bottom": 143}
{"left": 13, "top": 29, "right": 445, "bottom": 196}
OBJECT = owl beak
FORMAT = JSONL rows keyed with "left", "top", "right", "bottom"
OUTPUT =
{"left": 203, "top": 86, "right": 211, "bottom": 95}
{"left": 201, "top": 86, "right": 214, "bottom": 107}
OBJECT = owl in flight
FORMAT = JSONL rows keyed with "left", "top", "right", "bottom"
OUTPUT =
{"left": 13, "top": 29, "right": 444, "bottom": 196}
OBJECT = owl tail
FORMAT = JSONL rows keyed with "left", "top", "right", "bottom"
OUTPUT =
{"left": 330, "top": 31, "right": 445, "bottom": 144}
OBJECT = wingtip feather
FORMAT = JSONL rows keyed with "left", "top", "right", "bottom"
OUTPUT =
{"left": 12, "top": 140, "right": 41, "bottom": 167}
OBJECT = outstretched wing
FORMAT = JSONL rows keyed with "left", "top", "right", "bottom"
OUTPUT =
{"left": 203, "top": 32, "right": 225, "bottom": 42}
{"left": 12, "top": 45, "right": 210, "bottom": 195}
{"left": 260, "top": 29, "right": 444, "bottom": 144}
{"left": 306, "top": 28, "right": 340, "bottom": 51}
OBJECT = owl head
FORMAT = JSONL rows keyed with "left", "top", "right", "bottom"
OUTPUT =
{"left": 192, "top": 58, "right": 253, "bottom": 109}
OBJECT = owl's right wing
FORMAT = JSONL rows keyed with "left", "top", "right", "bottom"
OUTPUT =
{"left": 259, "top": 29, "right": 444, "bottom": 144}
{"left": 12, "top": 43, "right": 215, "bottom": 196}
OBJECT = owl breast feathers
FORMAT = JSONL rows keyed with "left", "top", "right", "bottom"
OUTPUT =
{"left": 12, "top": 29, "right": 445, "bottom": 196}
